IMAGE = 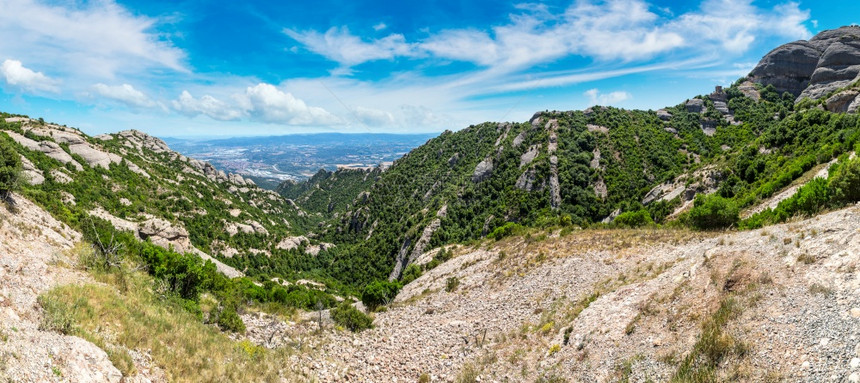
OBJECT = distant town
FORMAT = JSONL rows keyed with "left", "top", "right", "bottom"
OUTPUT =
{"left": 164, "top": 133, "right": 435, "bottom": 188}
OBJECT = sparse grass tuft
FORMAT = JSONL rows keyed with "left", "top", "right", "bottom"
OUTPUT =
{"left": 797, "top": 253, "right": 816, "bottom": 264}
{"left": 455, "top": 363, "right": 480, "bottom": 383}
{"left": 446, "top": 276, "right": 460, "bottom": 292}
{"left": 672, "top": 297, "right": 748, "bottom": 382}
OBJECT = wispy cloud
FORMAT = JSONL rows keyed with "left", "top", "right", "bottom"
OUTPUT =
{"left": 0, "top": 0, "right": 185, "bottom": 81}
{"left": 0, "top": 59, "right": 58, "bottom": 93}
{"left": 584, "top": 88, "right": 631, "bottom": 106}
{"left": 286, "top": 0, "right": 810, "bottom": 73}
{"left": 284, "top": 27, "right": 416, "bottom": 67}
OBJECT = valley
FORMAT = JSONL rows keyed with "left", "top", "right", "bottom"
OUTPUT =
{"left": 0, "top": 24, "right": 860, "bottom": 383}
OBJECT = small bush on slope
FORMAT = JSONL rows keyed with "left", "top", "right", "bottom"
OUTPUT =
{"left": 0, "top": 134, "right": 21, "bottom": 196}
{"left": 613, "top": 209, "right": 654, "bottom": 228}
{"left": 361, "top": 280, "right": 401, "bottom": 310}
{"left": 330, "top": 301, "right": 373, "bottom": 332}
{"left": 688, "top": 195, "right": 739, "bottom": 230}
{"left": 830, "top": 156, "right": 860, "bottom": 203}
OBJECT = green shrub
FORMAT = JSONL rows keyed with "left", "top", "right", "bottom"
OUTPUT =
{"left": 830, "top": 156, "right": 860, "bottom": 202}
{"left": 0, "top": 135, "right": 21, "bottom": 195}
{"left": 613, "top": 209, "right": 653, "bottom": 227}
{"left": 216, "top": 306, "right": 246, "bottom": 333}
{"left": 488, "top": 222, "right": 523, "bottom": 240}
{"left": 445, "top": 276, "right": 460, "bottom": 292}
{"left": 688, "top": 194, "right": 739, "bottom": 230}
{"left": 330, "top": 302, "right": 373, "bottom": 332}
{"left": 400, "top": 264, "right": 423, "bottom": 285}
{"left": 361, "top": 280, "right": 401, "bottom": 310}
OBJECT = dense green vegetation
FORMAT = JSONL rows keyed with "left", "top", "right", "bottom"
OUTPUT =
{"left": 3, "top": 76, "right": 860, "bottom": 310}
{"left": 277, "top": 167, "right": 379, "bottom": 215}
{"left": 279, "top": 80, "right": 859, "bottom": 289}
{"left": 0, "top": 133, "right": 21, "bottom": 196}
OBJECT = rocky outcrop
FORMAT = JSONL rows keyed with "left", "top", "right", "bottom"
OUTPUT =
{"left": 389, "top": 218, "right": 442, "bottom": 281}
{"left": 19, "top": 155, "right": 44, "bottom": 185}
{"left": 825, "top": 89, "right": 860, "bottom": 113}
{"left": 642, "top": 166, "right": 723, "bottom": 217}
{"left": 749, "top": 26, "right": 860, "bottom": 101}
{"left": 685, "top": 98, "right": 706, "bottom": 114}
{"left": 519, "top": 145, "right": 540, "bottom": 168}
{"left": 515, "top": 168, "right": 537, "bottom": 192}
{"left": 471, "top": 158, "right": 493, "bottom": 183}
{"left": 276, "top": 236, "right": 309, "bottom": 251}
{"left": 5, "top": 131, "right": 82, "bottom": 171}
{"left": 0, "top": 194, "right": 125, "bottom": 383}
{"left": 749, "top": 41, "right": 821, "bottom": 96}
{"left": 655, "top": 109, "right": 672, "bottom": 121}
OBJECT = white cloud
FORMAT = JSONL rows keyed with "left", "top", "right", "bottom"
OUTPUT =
{"left": 373, "top": 22, "right": 387, "bottom": 31}
{"left": 172, "top": 91, "right": 243, "bottom": 121}
{"left": 421, "top": 30, "right": 500, "bottom": 66}
{"left": 351, "top": 106, "right": 395, "bottom": 126}
{"left": 0, "top": 0, "right": 185, "bottom": 81}
{"left": 284, "top": 27, "right": 415, "bottom": 66}
{"left": 287, "top": 0, "right": 810, "bottom": 74}
{"left": 0, "top": 59, "right": 58, "bottom": 92}
{"left": 92, "top": 83, "right": 156, "bottom": 108}
{"left": 584, "top": 88, "right": 631, "bottom": 106}
{"left": 670, "top": 0, "right": 810, "bottom": 53}
{"left": 240, "top": 83, "right": 343, "bottom": 126}
{"left": 400, "top": 104, "right": 451, "bottom": 127}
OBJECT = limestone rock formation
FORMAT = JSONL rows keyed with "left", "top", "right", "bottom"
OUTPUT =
{"left": 19, "top": 155, "right": 44, "bottom": 185}
{"left": 749, "top": 26, "right": 860, "bottom": 101}
{"left": 685, "top": 98, "right": 706, "bottom": 114}
{"left": 471, "top": 158, "right": 493, "bottom": 183}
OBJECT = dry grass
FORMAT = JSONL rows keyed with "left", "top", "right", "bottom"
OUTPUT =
{"left": 38, "top": 270, "right": 302, "bottom": 382}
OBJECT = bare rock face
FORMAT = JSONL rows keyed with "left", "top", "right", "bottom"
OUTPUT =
{"left": 737, "top": 81, "right": 762, "bottom": 101}
{"left": 749, "top": 26, "right": 860, "bottom": 100}
{"left": 471, "top": 158, "right": 493, "bottom": 183}
{"left": 19, "top": 155, "right": 44, "bottom": 185}
{"left": 515, "top": 168, "right": 537, "bottom": 191}
{"left": 276, "top": 236, "right": 309, "bottom": 250}
{"left": 826, "top": 89, "right": 860, "bottom": 113}
{"left": 749, "top": 41, "right": 821, "bottom": 96}
{"left": 656, "top": 109, "right": 673, "bottom": 121}
{"left": 519, "top": 145, "right": 540, "bottom": 168}
{"left": 5, "top": 131, "right": 83, "bottom": 171}
{"left": 139, "top": 218, "right": 188, "bottom": 243}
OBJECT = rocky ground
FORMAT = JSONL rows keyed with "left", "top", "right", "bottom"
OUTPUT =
{"left": 285, "top": 204, "right": 860, "bottom": 382}
{"left": 0, "top": 194, "right": 122, "bottom": 382}
{"left": 3, "top": 185, "right": 859, "bottom": 382}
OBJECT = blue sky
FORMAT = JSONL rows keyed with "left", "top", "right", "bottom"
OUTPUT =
{"left": 0, "top": 0, "right": 857, "bottom": 137}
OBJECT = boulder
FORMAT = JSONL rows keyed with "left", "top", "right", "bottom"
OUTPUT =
{"left": 656, "top": 109, "right": 673, "bottom": 121}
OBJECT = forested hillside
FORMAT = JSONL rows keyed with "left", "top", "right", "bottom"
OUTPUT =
{"left": 280, "top": 77, "right": 859, "bottom": 288}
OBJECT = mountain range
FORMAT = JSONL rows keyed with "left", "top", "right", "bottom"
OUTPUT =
{"left": 0, "top": 26, "right": 859, "bottom": 382}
